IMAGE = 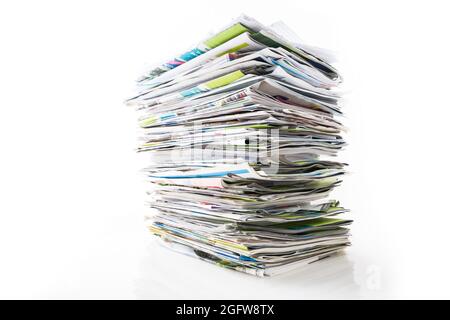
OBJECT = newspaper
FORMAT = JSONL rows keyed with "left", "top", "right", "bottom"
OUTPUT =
{"left": 127, "top": 15, "right": 350, "bottom": 277}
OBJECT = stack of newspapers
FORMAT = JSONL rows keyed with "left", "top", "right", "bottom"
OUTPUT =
{"left": 127, "top": 15, "right": 351, "bottom": 277}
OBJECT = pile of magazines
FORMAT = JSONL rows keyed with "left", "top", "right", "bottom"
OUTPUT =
{"left": 127, "top": 15, "right": 351, "bottom": 277}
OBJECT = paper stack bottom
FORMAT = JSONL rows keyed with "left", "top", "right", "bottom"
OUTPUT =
{"left": 127, "top": 15, "right": 351, "bottom": 277}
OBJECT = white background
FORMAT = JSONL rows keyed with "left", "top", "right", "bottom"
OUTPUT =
{"left": 0, "top": 0, "right": 449, "bottom": 299}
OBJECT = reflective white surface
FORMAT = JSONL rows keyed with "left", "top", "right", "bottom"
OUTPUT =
{"left": 135, "top": 244, "right": 377, "bottom": 299}
{"left": 1, "top": 0, "right": 450, "bottom": 299}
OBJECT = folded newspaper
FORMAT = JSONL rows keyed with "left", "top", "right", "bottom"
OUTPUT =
{"left": 127, "top": 15, "right": 351, "bottom": 277}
